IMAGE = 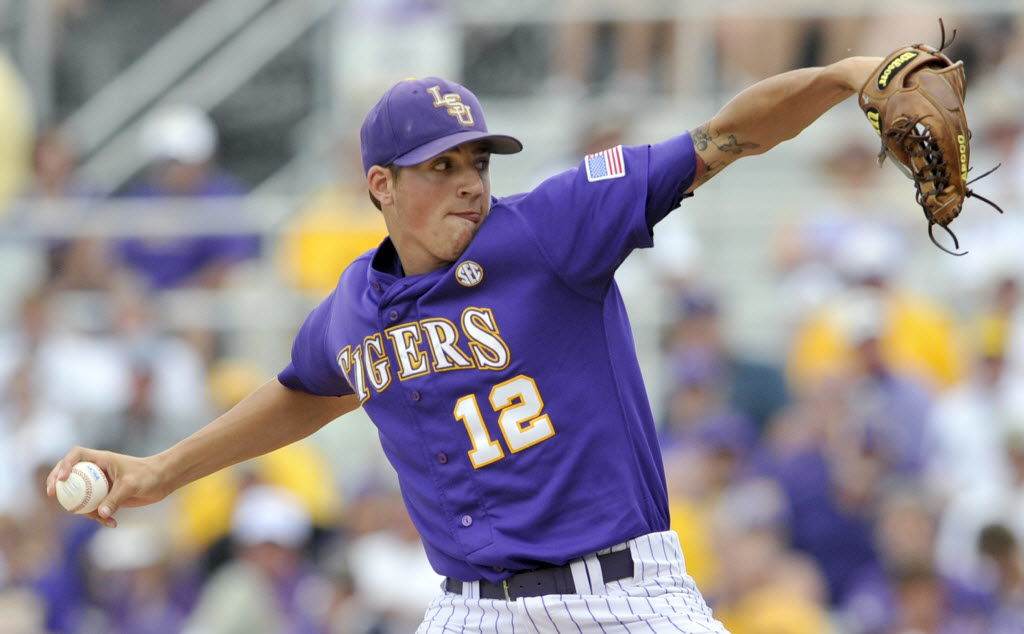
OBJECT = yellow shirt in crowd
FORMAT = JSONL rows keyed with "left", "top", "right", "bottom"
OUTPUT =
{"left": 279, "top": 185, "right": 388, "bottom": 293}
{"left": 788, "top": 289, "right": 966, "bottom": 393}
{"left": 0, "top": 51, "right": 33, "bottom": 211}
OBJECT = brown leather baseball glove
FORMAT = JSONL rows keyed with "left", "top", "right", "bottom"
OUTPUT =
{"left": 859, "top": 20, "right": 1002, "bottom": 255}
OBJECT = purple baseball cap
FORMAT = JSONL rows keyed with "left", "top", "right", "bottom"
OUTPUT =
{"left": 360, "top": 77, "right": 523, "bottom": 174}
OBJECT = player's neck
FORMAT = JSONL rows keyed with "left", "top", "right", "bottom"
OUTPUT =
{"left": 391, "top": 241, "right": 448, "bottom": 277}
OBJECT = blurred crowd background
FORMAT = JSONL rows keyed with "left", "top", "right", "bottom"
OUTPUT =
{"left": 2, "top": 1, "right": 1024, "bottom": 632}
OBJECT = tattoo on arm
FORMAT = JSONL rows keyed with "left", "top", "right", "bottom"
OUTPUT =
{"left": 718, "top": 134, "right": 759, "bottom": 154}
{"left": 692, "top": 125, "right": 712, "bottom": 151}
{"left": 692, "top": 123, "right": 760, "bottom": 155}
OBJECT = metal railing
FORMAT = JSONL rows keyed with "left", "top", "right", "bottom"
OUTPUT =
{"left": 62, "top": 0, "right": 337, "bottom": 196}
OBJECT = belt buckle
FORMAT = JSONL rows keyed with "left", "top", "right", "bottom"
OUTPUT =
{"left": 502, "top": 579, "right": 512, "bottom": 601}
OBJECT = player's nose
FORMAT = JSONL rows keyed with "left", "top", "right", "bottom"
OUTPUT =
{"left": 456, "top": 166, "right": 485, "bottom": 199}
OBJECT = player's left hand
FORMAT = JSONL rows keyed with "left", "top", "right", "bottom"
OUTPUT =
{"left": 858, "top": 19, "right": 1002, "bottom": 255}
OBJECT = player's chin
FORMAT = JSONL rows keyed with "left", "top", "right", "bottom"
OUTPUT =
{"left": 445, "top": 215, "right": 481, "bottom": 239}
{"left": 437, "top": 228, "right": 477, "bottom": 262}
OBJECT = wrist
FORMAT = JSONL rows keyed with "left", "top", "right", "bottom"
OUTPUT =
{"left": 827, "top": 56, "right": 884, "bottom": 93}
{"left": 150, "top": 447, "right": 188, "bottom": 494}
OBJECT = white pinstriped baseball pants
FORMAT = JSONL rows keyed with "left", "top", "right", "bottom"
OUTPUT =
{"left": 416, "top": 530, "right": 731, "bottom": 633}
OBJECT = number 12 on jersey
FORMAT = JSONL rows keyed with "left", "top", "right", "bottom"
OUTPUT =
{"left": 453, "top": 374, "right": 556, "bottom": 468}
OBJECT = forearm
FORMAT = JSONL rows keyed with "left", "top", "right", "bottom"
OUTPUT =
{"left": 154, "top": 379, "right": 357, "bottom": 491}
{"left": 717, "top": 56, "right": 881, "bottom": 150}
{"left": 688, "top": 56, "right": 883, "bottom": 190}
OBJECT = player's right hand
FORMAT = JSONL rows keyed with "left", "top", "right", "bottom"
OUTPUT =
{"left": 46, "top": 448, "right": 171, "bottom": 528}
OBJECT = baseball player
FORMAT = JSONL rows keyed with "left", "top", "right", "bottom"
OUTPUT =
{"left": 49, "top": 56, "right": 886, "bottom": 632}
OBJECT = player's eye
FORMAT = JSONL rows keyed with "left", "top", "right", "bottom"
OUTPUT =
{"left": 432, "top": 159, "right": 450, "bottom": 171}
{"left": 476, "top": 158, "right": 490, "bottom": 171}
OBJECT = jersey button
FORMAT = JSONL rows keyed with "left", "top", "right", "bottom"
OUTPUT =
{"left": 460, "top": 515, "right": 473, "bottom": 527}
{"left": 411, "top": 391, "right": 421, "bottom": 401}
{"left": 437, "top": 453, "right": 448, "bottom": 464}
{"left": 371, "top": 281, "right": 381, "bottom": 291}
{"left": 388, "top": 309, "right": 399, "bottom": 321}
{"left": 492, "top": 566, "right": 504, "bottom": 573}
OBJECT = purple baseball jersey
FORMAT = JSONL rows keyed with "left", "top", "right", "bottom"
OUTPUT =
{"left": 279, "top": 133, "right": 697, "bottom": 583}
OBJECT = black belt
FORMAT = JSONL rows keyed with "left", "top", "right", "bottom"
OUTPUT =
{"left": 445, "top": 548, "right": 633, "bottom": 601}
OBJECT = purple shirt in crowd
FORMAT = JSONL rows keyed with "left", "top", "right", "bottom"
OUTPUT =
{"left": 117, "top": 172, "right": 261, "bottom": 289}
{"left": 279, "top": 134, "right": 697, "bottom": 582}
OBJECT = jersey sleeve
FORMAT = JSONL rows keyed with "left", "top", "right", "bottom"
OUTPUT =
{"left": 510, "top": 133, "right": 696, "bottom": 296}
{"left": 646, "top": 132, "right": 698, "bottom": 227}
{"left": 277, "top": 290, "right": 354, "bottom": 397}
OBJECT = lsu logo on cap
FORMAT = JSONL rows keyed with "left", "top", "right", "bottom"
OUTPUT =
{"left": 876, "top": 51, "right": 919, "bottom": 90}
{"left": 455, "top": 260, "right": 484, "bottom": 287}
{"left": 585, "top": 145, "right": 626, "bottom": 182}
{"left": 428, "top": 85, "right": 474, "bottom": 127}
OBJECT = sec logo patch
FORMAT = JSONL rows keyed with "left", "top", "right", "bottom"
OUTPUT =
{"left": 455, "top": 261, "right": 484, "bottom": 287}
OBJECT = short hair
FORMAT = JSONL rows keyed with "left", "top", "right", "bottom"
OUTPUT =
{"left": 978, "top": 523, "right": 1016, "bottom": 560}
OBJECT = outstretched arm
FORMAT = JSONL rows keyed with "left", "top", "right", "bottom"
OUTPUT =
{"left": 685, "top": 56, "right": 883, "bottom": 192}
{"left": 47, "top": 379, "right": 359, "bottom": 527}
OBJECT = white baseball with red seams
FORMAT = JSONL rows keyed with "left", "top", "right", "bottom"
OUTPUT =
{"left": 56, "top": 461, "right": 110, "bottom": 514}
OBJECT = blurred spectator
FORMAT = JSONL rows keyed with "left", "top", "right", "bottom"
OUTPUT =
{"left": 787, "top": 224, "right": 967, "bottom": 394}
{"left": 115, "top": 104, "right": 260, "bottom": 292}
{"left": 172, "top": 363, "right": 339, "bottom": 557}
{"left": 183, "top": 485, "right": 324, "bottom": 634}
{"left": 772, "top": 138, "right": 910, "bottom": 325}
{"left": 664, "top": 447, "right": 723, "bottom": 596}
{"left": 840, "top": 290, "right": 933, "bottom": 475}
{"left": 660, "top": 365, "right": 758, "bottom": 600}
{"left": 884, "top": 563, "right": 983, "bottom": 634}
{"left": 718, "top": 552, "right": 832, "bottom": 634}
{"left": 0, "top": 289, "right": 131, "bottom": 446}
{"left": 528, "top": 104, "right": 631, "bottom": 186}
{"left": 344, "top": 487, "right": 443, "bottom": 632}
{"left": 1, "top": 459, "right": 76, "bottom": 590}
{"left": 979, "top": 523, "right": 1024, "bottom": 633}
{"left": 0, "top": 587, "right": 46, "bottom": 634}
{"left": 664, "top": 288, "right": 789, "bottom": 436}
{"left": 935, "top": 430, "right": 1024, "bottom": 592}
{"left": 5, "top": 126, "right": 112, "bottom": 291}
{"left": 278, "top": 143, "right": 387, "bottom": 294}
{"left": 841, "top": 488, "right": 992, "bottom": 633}
{"left": 963, "top": 104, "right": 1024, "bottom": 211}
{"left": 715, "top": 15, "right": 867, "bottom": 94}
{"left": 924, "top": 308, "right": 1016, "bottom": 504}
{"left": 103, "top": 290, "right": 211, "bottom": 456}
{"left": 32, "top": 516, "right": 101, "bottom": 633}
{"left": 113, "top": 104, "right": 262, "bottom": 364}
{"left": 994, "top": 267, "right": 1024, "bottom": 416}
{"left": 661, "top": 345, "right": 757, "bottom": 456}
{"left": 760, "top": 389, "right": 886, "bottom": 608}
{"left": 546, "top": 0, "right": 674, "bottom": 98}
{"left": 0, "top": 359, "right": 76, "bottom": 519}
{"left": 307, "top": 542, "right": 367, "bottom": 634}
{"left": 83, "top": 521, "right": 191, "bottom": 634}
{"left": 335, "top": 0, "right": 457, "bottom": 108}
{"left": 711, "top": 479, "right": 831, "bottom": 634}
{"left": 279, "top": 185, "right": 387, "bottom": 293}
{"left": 0, "top": 50, "right": 34, "bottom": 211}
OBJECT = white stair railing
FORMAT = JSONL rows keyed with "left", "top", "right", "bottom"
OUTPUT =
{"left": 72, "top": 0, "right": 338, "bottom": 195}
{"left": 63, "top": 0, "right": 275, "bottom": 159}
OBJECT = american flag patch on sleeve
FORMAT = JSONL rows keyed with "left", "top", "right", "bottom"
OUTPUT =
{"left": 584, "top": 145, "right": 626, "bottom": 182}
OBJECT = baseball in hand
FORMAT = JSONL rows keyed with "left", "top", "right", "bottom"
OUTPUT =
{"left": 56, "top": 461, "right": 111, "bottom": 514}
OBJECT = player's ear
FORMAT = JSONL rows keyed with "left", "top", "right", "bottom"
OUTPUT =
{"left": 367, "top": 165, "right": 395, "bottom": 208}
